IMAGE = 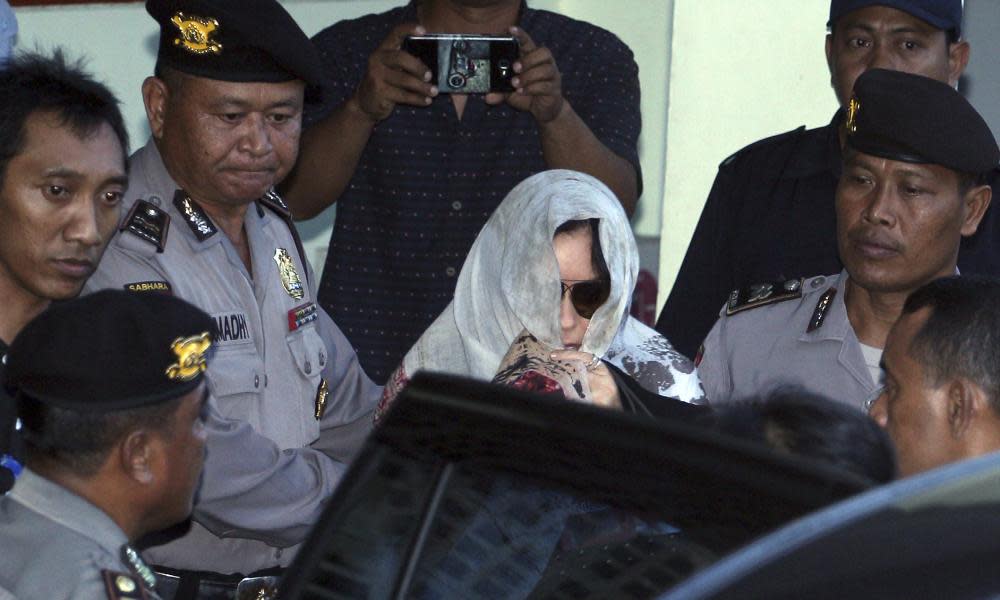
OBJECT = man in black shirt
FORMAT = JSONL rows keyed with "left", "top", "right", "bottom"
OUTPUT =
{"left": 0, "top": 52, "right": 129, "bottom": 492}
{"left": 655, "top": 0, "right": 998, "bottom": 361}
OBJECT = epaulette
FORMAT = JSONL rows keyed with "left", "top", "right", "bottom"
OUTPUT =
{"left": 119, "top": 200, "right": 170, "bottom": 253}
{"left": 720, "top": 125, "right": 807, "bottom": 167}
{"left": 101, "top": 571, "right": 151, "bottom": 599}
{"left": 725, "top": 278, "right": 803, "bottom": 316}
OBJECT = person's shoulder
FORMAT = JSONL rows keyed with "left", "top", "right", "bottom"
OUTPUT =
{"left": 311, "top": 4, "right": 410, "bottom": 46}
{"left": 719, "top": 124, "right": 817, "bottom": 168}
{"left": 525, "top": 9, "right": 632, "bottom": 56}
{"left": 717, "top": 273, "right": 837, "bottom": 329}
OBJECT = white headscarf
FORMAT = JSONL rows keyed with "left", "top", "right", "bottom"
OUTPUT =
{"left": 385, "top": 170, "right": 703, "bottom": 407}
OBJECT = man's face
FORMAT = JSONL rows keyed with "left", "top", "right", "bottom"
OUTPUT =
{"left": 155, "top": 383, "right": 209, "bottom": 527}
{"left": 836, "top": 151, "right": 982, "bottom": 294}
{"left": 870, "top": 308, "right": 957, "bottom": 477}
{"left": 825, "top": 5, "right": 965, "bottom": 108}
{"left": 0, "top": 111, "right": 126, "bottom": 303}
{"left": 153, "top": 75, "right": 304, "bottom": 209}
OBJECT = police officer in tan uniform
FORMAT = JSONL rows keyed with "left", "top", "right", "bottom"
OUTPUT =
{"left": 85, "top": 0, "right": 381, "bottom": 596}
{"left": 698, "top": 69, "right": 998, "bottom": 410}
{"left": 1, "top": 290, "right": 215, "bottom": 600}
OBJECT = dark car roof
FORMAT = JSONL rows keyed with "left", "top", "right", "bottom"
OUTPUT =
{"left": 279, "top": 373, "right": 873, "bottom": 600}
{"left": 664, "top": 450, "right": 1000, "bottom": 600}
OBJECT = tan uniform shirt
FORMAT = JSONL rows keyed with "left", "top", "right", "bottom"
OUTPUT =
{"left": 85, "top": 140, "right": 381, "bottom": 574}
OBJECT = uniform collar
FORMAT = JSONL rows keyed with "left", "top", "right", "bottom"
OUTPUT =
{"left": 9, "top": 468, "right": 129, "bottom": 553}
{"left": 781, "top": 110, "right": 844, "bottom": 181}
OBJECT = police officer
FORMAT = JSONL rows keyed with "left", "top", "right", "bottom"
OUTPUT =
{"left": 697, "top": 68, "right": 998, "bottom": 409}
{"left": 655, "top": 0, "right": 1000, "bottom": 362}
{"left": 0, "top": 290, "right": 214, "bottom": 600}
{"left": 84, "top": 0, "right": 382, "bottom": 593}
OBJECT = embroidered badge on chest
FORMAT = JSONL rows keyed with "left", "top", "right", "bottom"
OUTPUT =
{"left": 274, "top": 248, "right": 304, "bottom": 300}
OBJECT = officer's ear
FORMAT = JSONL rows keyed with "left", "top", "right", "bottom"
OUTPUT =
{"left": 959, "top": 184, "right": 991, "bottom": 237}
{"left": 946, "top": 378, "right": 977, "bottom": 439}
{"left": 142, "top": 76, "right": 170, "bottom": 140}
{"left": 119, "top": 429, "right": 159, "bottom": 485}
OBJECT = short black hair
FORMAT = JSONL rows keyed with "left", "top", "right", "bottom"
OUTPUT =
{"left": 17, "top": 395, "right": 183, "bottom": 476}
{"left": 902, "top": 275, "right": 1000, "bottom": 413}
{"left": 554, "top": 218, "right": 611, "bottom": 282}
{"left": 707, "top": 389, "right": 897, "bottom": 484}
{"left": 0, "top": 50, "right": 129, "bottom": 187}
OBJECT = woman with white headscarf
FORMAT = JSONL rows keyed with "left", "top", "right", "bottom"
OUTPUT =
{"left": 376, "top": 170, "right": 705, "bottom": 420}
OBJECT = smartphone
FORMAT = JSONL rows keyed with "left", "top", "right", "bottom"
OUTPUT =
{"left": 403, "top": 34, "right": 519, "bottom": 94}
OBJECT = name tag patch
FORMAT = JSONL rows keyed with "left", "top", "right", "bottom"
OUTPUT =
{"left": 288, "top": 303, "right": 318, "bottom": 331}
{"left": 124, "top": 280, "right": 172, "bottom": 294}
{"left": 213, "top": 311, "right": 252, "bottom": 344}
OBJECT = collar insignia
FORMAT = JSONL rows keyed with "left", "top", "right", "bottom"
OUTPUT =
{"left": 121, "top": 545, "right": 157, "bottom": 591}
{"left": 845, "top": 97, "right": 861, "bottom": 134}
{"left": 172, "top": 191, "right": 217, "bottom": 241}
{"left": 171, "top": 12, "right": 223, "bottom": 55}
{"left": 274, "top": 248, "right": 305, "bottom": 300}
{"left": 807, "top": 287, "right": 837, "bottom": 333}
{"left": 166, "top": 332, "right": 212, "bottom": 381}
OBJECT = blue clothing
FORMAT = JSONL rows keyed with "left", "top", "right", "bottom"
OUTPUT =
{"left": 306, "top": 1, "right": 642, "bottom": 383}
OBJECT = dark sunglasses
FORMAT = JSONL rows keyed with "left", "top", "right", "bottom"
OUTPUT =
{"left": 560, "top": 279, "right": 611, "bottom": 319}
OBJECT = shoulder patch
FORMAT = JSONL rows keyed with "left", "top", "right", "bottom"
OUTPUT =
{"left": 726, "top": 278, "right": 803, "bottom": 316}
{"left": 172, "top": 190, "right": 217, "bottom": 241}
{"left": 120, "top": 200, "right": 170, "bottom": 253}
{"left": 807, "top": 287, "right": 837, "bottom": 332}
{"left": 101, "top": 571, "right": 149, "bottom": 599}
{"left": 124, "top": 281, "right": 172, "bottom": 294}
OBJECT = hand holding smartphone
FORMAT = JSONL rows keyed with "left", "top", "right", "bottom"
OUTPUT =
{"left": 403, "top": 34, "right": 519, "bottom": 94}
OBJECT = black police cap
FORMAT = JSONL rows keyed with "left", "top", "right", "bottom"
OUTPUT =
{"left": 845, "top": 69, "right": 1000, "bottom": 175}
{"left": 147, "top": 0, "right": 324, "bottom": 88}
{"left": 4, "top": 290, "right": 215, "bottom": 411}
{"left": 828, "top": 0, "right": 962, "bottom": 37}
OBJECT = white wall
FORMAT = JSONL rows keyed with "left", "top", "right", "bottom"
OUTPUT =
{"left": 11, "top": 0, "right": 672, "bottom": 273}
{"left": 657, "top": 1, "right": 834, "bottom": 311}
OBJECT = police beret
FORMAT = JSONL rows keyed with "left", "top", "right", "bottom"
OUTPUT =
{"left": 845, "top": 69, "right": 1000, "bottom": 175}
{"left": 147, "top": 0, "right": 324, "bottom": 88}
{"left": 4, "top": 290, "right": 215, "bottom": 411}
{"left": 828, "top": 0, "right": 962, "bottom": 36}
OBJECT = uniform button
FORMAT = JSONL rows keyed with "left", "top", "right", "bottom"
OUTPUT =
{"left": 451, "top": 201, "right": 462, "bottom": 211}
{"left": 254, "top": 374, "right": 260, "bottom": 388}
{"left": 319, "top": 352, "right": 326, "bottom": 366}
{"left": 445, "top": 267, "right": 457, "bottom": 277}
{"left": 305, "top": 361, "right": 312, "bottom": 375}
{"left": 264, "top": 375, "right": 268, "bottom": 388}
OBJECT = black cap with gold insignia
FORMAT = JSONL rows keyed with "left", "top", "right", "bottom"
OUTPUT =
{"left": 3, "top": 290, "right": 215, "bottom": 410}
{"left": 846, "top": 68, "right": 1000, "bottom": 175}
{"left": 146, "top": 0, "right": 325, "bottom": 89}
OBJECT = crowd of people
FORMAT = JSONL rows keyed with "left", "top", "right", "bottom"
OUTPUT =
{"left": 0, "top": 0, "right": 999, "bottom": 598}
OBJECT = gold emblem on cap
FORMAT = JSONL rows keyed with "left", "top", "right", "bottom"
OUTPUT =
{"left": 170, "top": 12, "right": 223, "bottom": 55}
{"left": 274, "top": 248, "right": 304, "bottom": 300}
{"left": 846, "top": 97, "right": 861, "bottom": 134}
{"left": 115, "top": 575, "right": 137, "bottom": 593}
{"left": 166, "top": 332, "right": 212, "bottom": 381}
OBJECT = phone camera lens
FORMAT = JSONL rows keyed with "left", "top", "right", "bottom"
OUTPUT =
{"left": 447, "top": 72, "right": 467, "bottom": 89}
